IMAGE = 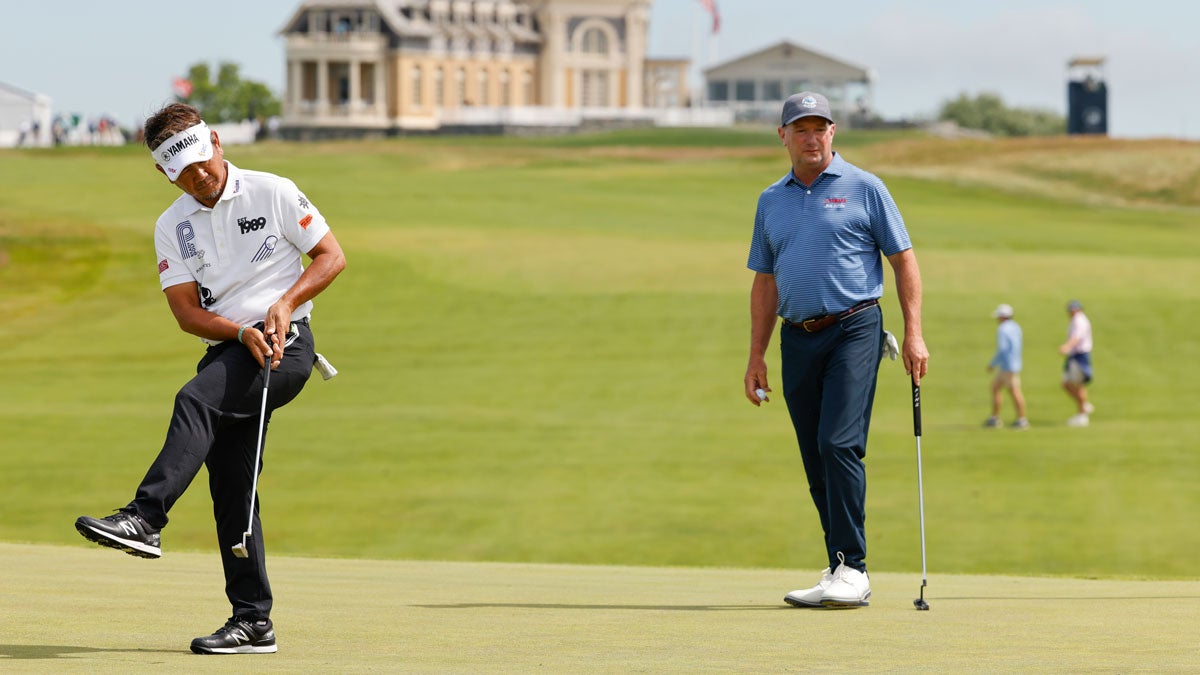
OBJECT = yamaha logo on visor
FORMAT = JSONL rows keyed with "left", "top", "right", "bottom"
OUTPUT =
{"left": 151, "top": 122, "right": 213, "bottom": 182}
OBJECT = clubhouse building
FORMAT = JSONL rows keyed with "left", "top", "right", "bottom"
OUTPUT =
{"left": 278, "top": 0, "right": 710, "bottom": 137}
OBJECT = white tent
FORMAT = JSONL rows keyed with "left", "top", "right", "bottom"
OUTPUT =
{"left": 0, "top": 81, "right": 52, "bottom": 148}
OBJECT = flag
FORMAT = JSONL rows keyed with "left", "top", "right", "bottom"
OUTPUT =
{"left": 696, "top": 0, "right": 720, "bottom": 34}
{"left": 172, "top": 77, "right": 193, "bottom": 99}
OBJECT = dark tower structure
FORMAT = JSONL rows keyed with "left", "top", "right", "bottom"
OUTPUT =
{"left": 1067, "top": 56, "right": 1107, "bottom": 135}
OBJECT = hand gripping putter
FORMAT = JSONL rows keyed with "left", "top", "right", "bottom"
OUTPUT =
{"left": 232, "top": 354, "right": 272, "bottom": 559}
{"left": 911, "top": 375, "right": 930, "bottom": 611}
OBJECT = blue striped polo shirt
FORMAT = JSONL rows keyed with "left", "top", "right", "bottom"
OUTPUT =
{"left": 747, "top": 152, "right": 912, "bottom": 322}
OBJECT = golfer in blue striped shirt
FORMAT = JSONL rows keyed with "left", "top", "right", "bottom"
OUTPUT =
{"left": 744, "top": 92, "right": 929, "bottom": 608}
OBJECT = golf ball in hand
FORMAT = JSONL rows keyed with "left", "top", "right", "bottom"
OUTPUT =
{"left": 755, "top": 388, "right": 767, "bottom": 401}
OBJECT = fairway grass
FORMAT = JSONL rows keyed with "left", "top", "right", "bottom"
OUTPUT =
{"left": 3, "top": 542, "right": 1198, "bottom": 672}
{"left": 2, "top": 130, "right": 1200, "bottom": 580}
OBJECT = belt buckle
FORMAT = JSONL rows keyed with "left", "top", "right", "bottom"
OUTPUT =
{"left": 801, "top": 318, "right": 821, "bottom": 333}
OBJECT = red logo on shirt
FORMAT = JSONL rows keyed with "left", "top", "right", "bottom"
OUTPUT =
{"left": 158, "top": 259, "right": 169, "bottom": 273}
{"left": 299, "top": 214, "right": 313, "bottom": 229}
{"left": 824, "top": 198, "right": 847, "bottom": 209}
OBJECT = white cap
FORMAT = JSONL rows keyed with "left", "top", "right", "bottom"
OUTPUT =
{"left": 992, "top": 303, "right": 1014, "bottom": 318}
{"left": 152, "top": 122, "right": 212, "bottom": 182}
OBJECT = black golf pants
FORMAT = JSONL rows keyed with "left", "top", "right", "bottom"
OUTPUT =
{"left": 129, "top": 322, "right": 315, "bottom": 620}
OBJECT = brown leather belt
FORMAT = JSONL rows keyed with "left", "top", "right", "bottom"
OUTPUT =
{"left": 784, "top": 299, "right": 879, "bottom": 333}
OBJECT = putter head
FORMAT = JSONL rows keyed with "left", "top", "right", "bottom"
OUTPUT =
{"left": 914, "top": 598, "right": 930, "bottom": 611}
{"left": 231, "top": 533, "right": 251, "bottom": 558}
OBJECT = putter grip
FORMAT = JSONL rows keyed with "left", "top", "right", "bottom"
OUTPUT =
{"left": 911, "top": 377, "right": 922, "bottom": 437}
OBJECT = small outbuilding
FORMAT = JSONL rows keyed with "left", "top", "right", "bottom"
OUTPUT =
{"left": 702, "top": 40, "right": 873, "bottom": 125}
{"left": 0, "top": 81, "right": 53, "bottom": 148}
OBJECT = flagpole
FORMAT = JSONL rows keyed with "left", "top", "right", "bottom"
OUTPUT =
{"left": 690, "top": 2, "right": 701, "bottom": 105}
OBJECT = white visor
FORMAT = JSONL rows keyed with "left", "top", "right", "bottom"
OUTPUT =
{"left": 152, "top": 122, "right": 213, "bottom": 182}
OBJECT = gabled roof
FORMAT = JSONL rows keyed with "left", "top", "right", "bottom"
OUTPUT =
{"left": 703, "top": 40, "right": 870, "bottom": 80}
{"left": 0, "top": 80, "right": 50, "bottom": 103}
{"left": 280, "top": 1, "right": 541, "bottom": 43}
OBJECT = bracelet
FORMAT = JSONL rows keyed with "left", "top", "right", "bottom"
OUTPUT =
{"left": 237, "top": 325, "right": 252, "bottom": 344}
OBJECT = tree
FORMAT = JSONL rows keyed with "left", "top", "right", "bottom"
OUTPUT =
{"left": 938, "top": 92, "right": 1065, "bottom": 137}
{"left": 175, "top": 62, "right": 281, "bottom": 123}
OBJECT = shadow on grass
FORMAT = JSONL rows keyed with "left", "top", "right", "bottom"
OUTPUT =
{"left": 0, "top": 645, "right": 180, "bottom": 660}
{"left": 417, "top": 603, "right": 791, "bottom": 611}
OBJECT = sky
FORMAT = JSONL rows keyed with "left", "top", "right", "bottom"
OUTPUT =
{"left": 2, "top": 0, "right": 1198, "bottom": 139}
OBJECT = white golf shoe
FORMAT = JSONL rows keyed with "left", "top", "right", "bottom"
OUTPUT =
{"left": 783, "top": 568, "right": 833, "bottom": 607}
{"left": 820, "top": 553, "right": 871, "bottom": 607}
{"left": 1066, "top": 413, "right": 1089, "bottom": 427}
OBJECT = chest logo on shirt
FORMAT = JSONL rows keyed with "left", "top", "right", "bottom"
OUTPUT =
{"left": 251, "top": 235, "right": 278, "bottom": 263}
{"left": 176, "top": 220, "right": 198, "bottom": 259}
{"left": 238, "top": 216, "right": 268, "bottom": 234}
{"left": 824, "top": 197, "right": 848, "bottom": 209}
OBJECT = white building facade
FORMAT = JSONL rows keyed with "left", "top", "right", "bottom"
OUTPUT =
{"left": 703, "top": 41, "right": 874, "bottom": 126}
{"left": 0, "top": 82, "right": 52, "bottom": 148}
{"left": 278, "top": 0, "right": 718, "bottom": 136}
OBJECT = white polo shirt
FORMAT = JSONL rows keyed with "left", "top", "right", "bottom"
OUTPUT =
{"left": 154, "top": 161, "right": 331, "bottom": 345}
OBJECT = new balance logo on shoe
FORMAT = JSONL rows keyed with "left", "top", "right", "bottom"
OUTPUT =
{"left": 74, "top": 509, "right": 162, "bottom": 559}
{"left": 191, "top": 617, "right": 278, "bottom": 655}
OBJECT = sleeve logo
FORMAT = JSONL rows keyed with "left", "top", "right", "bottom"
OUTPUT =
{"left": 299, "top": 214, "right": 313, "bottom": 229}
{"left": 158, "top": 259, "right": 169, "bottom": 273}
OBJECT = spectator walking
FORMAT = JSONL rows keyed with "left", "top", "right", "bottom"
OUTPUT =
{"left": 985, "top": 304, "right": 1028, "bottom": 429}
{"left": 1059, "top": 300, "right": 1094, "bottom": 427}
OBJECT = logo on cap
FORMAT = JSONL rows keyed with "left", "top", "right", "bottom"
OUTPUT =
{"left": 802, "top": 96, "right": 818, "bottom": 109}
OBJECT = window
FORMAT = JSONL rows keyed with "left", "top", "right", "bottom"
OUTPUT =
{"left": 735, "top": 80, "right": 755, "bottom": 101}
{"left": 787, "top": 80, "right": 809, "bottom": 96}
{"left": 456, "top": 68, "right": 467, "bottom": 105}
{"left": 763, "top": 80, "right": 783, "bottom": 101}
{"left": 523, "top": 70, "right": 535, "bottom": 105}
{"left": 411, "top": 65, "right": 423, "bottom": 106}
{"left": 435, "top": 67, "right": 445, "bottom": 106}
{"left": 581, "top": 70, "right": 608, "bottom": 107}
{"left": 581, "top": 27, "right": 608, "bottom": 54}
{"left": 478, "top": 70, "right": 489, "bottom": 105}
{"left": 500, "top": 70, "right": 511, "bottom": 106}
{"left": 708, "top": 81, "right": 728, "bottom": 101}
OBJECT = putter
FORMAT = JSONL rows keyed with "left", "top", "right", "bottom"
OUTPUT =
{"left": 231, "top": 350, "right": 273, "bottom": 559}
{"left": 911, "top": 375, "right": 930, "bottom": 610}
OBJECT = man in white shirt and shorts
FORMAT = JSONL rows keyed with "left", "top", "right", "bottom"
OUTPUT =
{"left": 1059, "top": 300, "right": 1094, "bottom": 427}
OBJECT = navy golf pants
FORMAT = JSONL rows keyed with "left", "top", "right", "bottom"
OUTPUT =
{"left": 780, "top": 306, "right": 883, "bottom": 574}
{"left": 129, "top": 322, "right": 315, "bottom": 620}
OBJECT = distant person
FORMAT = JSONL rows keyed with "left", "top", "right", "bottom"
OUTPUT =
{"left": 984, "top": 304, "right": 1028, "bottom": 429}
{"left": 1059, "top": 299, "right": 1094, "bottom": 426}
{"left": 74, "top": 103, "right": 346, "bottom": 654}
{"left": 743, "top": 92, "right": 929, "bottom": 608}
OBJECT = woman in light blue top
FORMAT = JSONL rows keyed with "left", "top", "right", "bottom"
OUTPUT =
{"left": 986, "top": 304, "right": 1028, "bottom": 429}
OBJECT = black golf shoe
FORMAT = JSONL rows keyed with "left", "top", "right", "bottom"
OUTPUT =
{"left": 190, "top": 617, "right": 278, "bottom": 655}
{"left": 75, "top": 509, "right": 161, "bottom": 559}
